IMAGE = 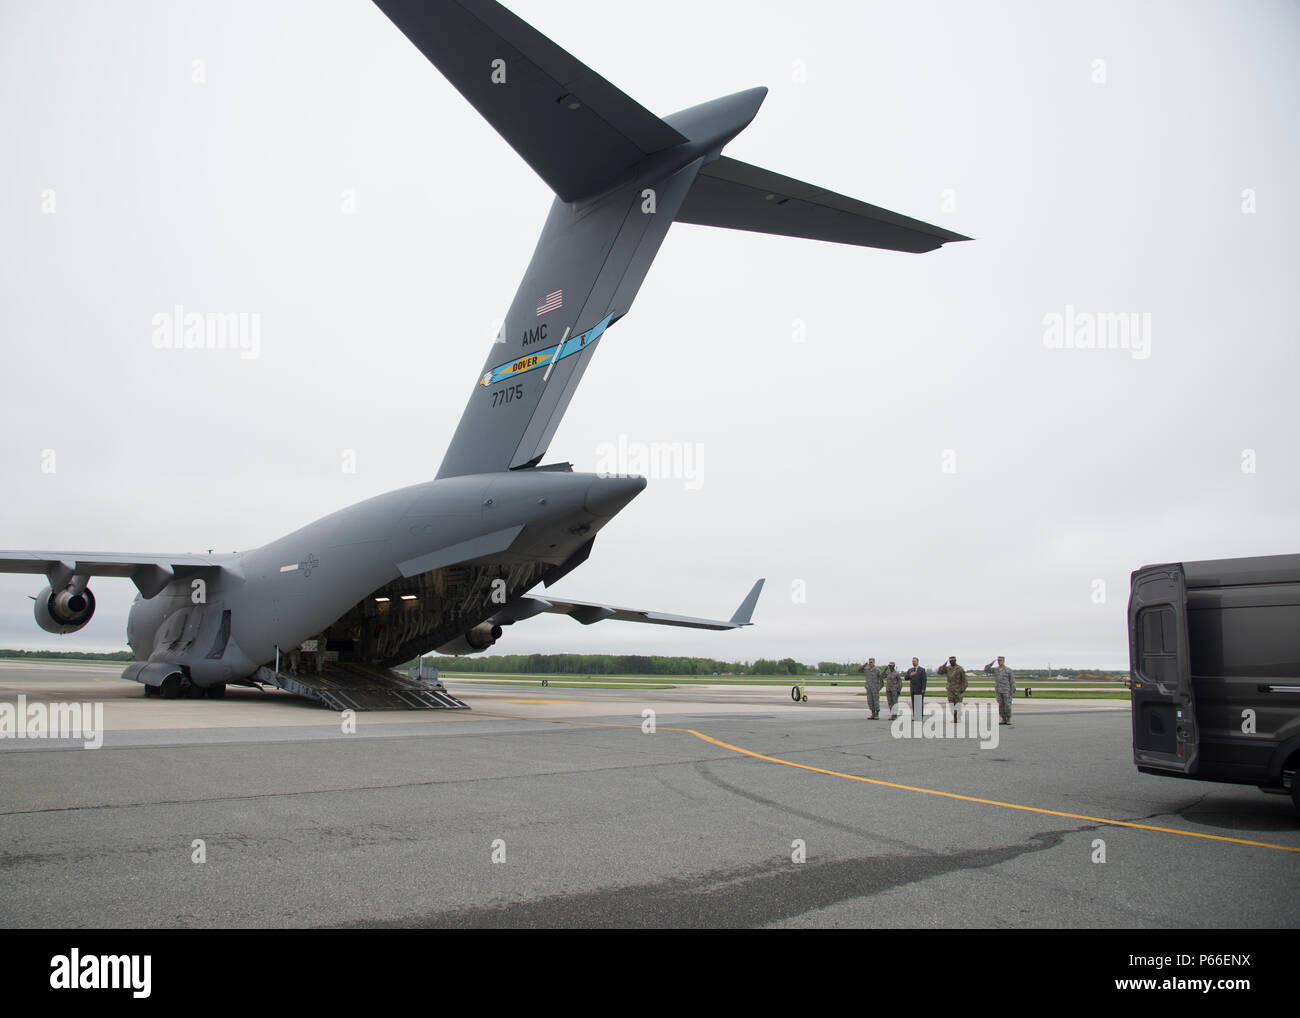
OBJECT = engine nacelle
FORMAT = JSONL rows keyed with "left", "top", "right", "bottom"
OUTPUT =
{"left": 434, "top": 621, "right": 502, "bottom": 656}
{"left": 34, "top": 584, "right": 97, "bottom": 634}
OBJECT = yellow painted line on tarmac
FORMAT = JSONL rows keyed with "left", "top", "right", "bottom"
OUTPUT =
{"left": 464, "top": 706, "right": 1299, "bottom": 854}
{"left": 683, "top": 728, "right": 1300, "bottom": 855}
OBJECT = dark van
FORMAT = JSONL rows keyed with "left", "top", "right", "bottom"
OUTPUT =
{"left": 1128, "top": 554, "right": 1300, "bottom": 814}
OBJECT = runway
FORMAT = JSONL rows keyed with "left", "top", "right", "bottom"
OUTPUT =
{"left": 2, "top": 661, "right": 1296, "bottom": 928}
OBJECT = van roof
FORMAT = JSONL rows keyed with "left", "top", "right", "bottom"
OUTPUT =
{"left": 1182, "top": 553, "right": 1300, "bottom": 588}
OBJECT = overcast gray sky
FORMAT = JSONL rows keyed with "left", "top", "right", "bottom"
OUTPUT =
{"left": 2, "top": 0, "right": 1297, "bottom": 670}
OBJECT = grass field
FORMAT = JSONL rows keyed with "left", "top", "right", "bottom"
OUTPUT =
{"left": 449, "top": 678, "right": 676, "bottom": 690}
{"left": 442, "top": 673, "right": 1132, "bottom": 699}
{"left": 0, "top": 655, "right": 134, "bottom": 667}
{"left": 1, "top": 658, "right": 1132, "bottom": 699}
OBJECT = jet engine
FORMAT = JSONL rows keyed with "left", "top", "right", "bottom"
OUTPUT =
{"left": 34, "top": 584, "right": 96, "bottom": 634}
{"left": 434, "top": 621, "right": 502, "bottom": 656}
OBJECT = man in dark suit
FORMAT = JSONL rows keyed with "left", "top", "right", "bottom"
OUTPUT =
{"left": 906, "top": 657, "right": 927, "bottom": 723}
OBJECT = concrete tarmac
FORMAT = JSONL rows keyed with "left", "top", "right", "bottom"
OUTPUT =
{"left": 1, "top": 661, "right": 1296, "bottom": 928}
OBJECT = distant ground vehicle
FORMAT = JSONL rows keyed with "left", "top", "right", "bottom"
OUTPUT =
{"left": 1128, "top": 554, "right": 1300, "bottom": 815}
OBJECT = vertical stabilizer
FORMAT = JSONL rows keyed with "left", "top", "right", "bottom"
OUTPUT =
{"left": 373, "top": 1, "right": 968, "bottom": 479}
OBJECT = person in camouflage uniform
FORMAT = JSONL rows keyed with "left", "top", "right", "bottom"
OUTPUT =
{"left": 936, "top": 655, "right": 968, "bottom": 722}
{"left": 860, "top": 657, "right": 883, "bottom": 719}
{"left": 985, "top": 655, "right": 1016, "bottom": 725}
{"left": 881, "top": 661, "right": 903, "bottom": 718}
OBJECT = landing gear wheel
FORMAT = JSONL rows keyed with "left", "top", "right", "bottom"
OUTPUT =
{"left": 207, "top": 683, "right": 227, "bottom": 700}
{"left": 159, "top": 674, "right": 182, "bottom": 700}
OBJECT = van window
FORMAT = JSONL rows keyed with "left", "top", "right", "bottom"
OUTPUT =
{"left": 1137, "top": 605, "right": 1177, "bottom": 683}
{"left": 1188, "top": 604, "right": 1300, "bottom": 680}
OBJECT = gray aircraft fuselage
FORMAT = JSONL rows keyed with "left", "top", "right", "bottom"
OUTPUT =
{"left": 124, "top": 470, "right": 645, "bottom": 687}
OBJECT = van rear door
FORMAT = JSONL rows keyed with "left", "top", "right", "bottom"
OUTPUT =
{"left": 1128, "top": 563, "right": 1199, "bottom": 775}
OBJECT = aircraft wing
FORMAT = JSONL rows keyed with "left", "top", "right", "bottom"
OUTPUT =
{"left": 675, "top": 156, "right": 971, "bottom": 253}
{"left": 0, "top": 551, "right": 231, "bottom": 598}
{"left": 493, "top": 578, "right": 764, "bottom": 631}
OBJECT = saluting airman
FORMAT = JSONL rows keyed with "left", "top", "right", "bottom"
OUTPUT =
{"left": 861, "top": 657, "right": 883, "bottom": 719}
{"left": 937, "top": 655, "right": 968, "bottom": 723}
{"left": 881, "top": 661, "right": 903, "bottom": 719}
{"left": 985, "top": 655, "right": 1016, "bottom": 726}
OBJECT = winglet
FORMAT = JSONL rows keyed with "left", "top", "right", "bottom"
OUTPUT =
{"left": 729, "top": 578, "right": 765, "bottom": 626}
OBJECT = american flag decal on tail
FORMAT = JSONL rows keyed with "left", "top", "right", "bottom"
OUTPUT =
{"left": 536, "top": 289, "right": 563, "bottom": 316}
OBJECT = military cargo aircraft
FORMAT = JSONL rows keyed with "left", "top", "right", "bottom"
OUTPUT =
{"left": 1, "top": 0, "right": 967, "bottom": 709}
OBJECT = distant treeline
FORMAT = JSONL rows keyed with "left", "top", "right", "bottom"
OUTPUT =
{"left": 415, "top": 653, "right": 784, "bottom": 675}
{"left": 414, "top": 654, "right": 1125, "bottom": 678}
{"left": 0, "top": 648, "right": 133, "bottom": 661}
{"left": 0, "top": 647, "right": 1124, "bottom": 678}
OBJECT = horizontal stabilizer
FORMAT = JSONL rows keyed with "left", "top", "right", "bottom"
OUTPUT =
{"left": 374, "top": 0, "right": 687, "bottom": 202}
{"left": 675, "top": 156, "right": 969, "bottom": 252}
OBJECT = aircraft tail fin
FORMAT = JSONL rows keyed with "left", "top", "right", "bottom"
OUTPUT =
{"left": 674, "top": 156, "right": 971, "bottom": 253}
{"left": 374, "top": 0, "right": 687, "bottom": 202}
{"left": 374, "top": 1, "right": 968, "bottom": 481}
